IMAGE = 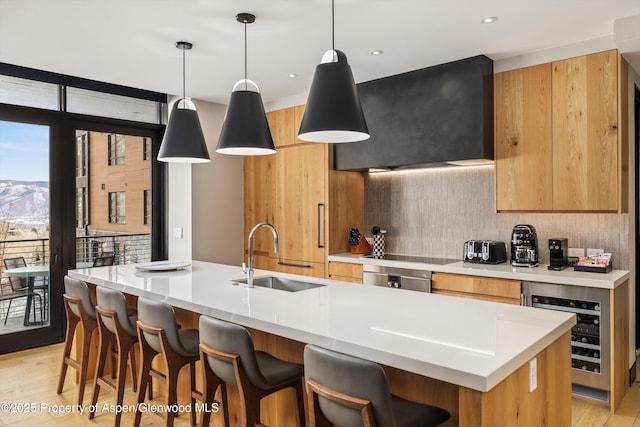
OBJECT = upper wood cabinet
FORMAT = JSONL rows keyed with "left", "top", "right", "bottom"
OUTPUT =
{"left": 495, "top": 50, "right": 628, "bottom": 212}
{"left": 552, "top": 51, "right": 619, "bottom": 211}
{"left": 266, "top": 104, "right": 306, "bottom": 148}
{"left": 293, "top": 104, "right": 305, "bottom": 144}
{"left": 245, "top": 105, "right": 364, "bottom": 279}
{"left": 266, "top": 108, "right": 295, "bottom": 148}
{"left": 495, "top": 63, "right": 553, "bottom": 210}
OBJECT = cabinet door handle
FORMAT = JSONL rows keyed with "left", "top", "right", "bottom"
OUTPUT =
{"left": 317, "top": 203, "right": 325, "bottom": 248}
{"left": 277, "top": 261, "right": 312, "bottom": 269}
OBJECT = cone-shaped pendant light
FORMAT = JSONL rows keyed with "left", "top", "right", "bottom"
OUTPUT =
{"left": 298, "top": 0, "right": 369, "bottom": 143}
{"left": 216, "top": 13, "right": 275, "bottom": 156}
{"left": 158, "top": 41, "right": 211, "bottom": 163}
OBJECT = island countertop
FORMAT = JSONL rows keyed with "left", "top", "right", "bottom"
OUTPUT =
{"left": 68, "top": 260, "right": 575, "bottom": 393}
{"left": 329, "top": 253, "right": 629, "bottom": 289}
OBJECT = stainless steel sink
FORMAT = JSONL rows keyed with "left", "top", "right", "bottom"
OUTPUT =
{"left": 232, "top": 276, "right": 326, "bottom": 292}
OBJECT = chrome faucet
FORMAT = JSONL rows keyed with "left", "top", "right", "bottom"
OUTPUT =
{"left": 244, "top": 222, "right": 279, "bottom": 288}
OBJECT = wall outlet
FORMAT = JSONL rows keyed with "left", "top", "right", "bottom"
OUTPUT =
{"left": 529, "top": 358, "right": 537, "bottom": 392}
{"left": 174, "top": 227, "right": 183, "bottom": 239}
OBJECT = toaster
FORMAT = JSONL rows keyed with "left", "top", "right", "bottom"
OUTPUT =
{"left": 463, "top": 241, "right": 508, "bottom": 264}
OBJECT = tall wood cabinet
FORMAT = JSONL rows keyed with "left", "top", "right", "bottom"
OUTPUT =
{"left": 495, "top": 49, "right": 628, "bottom": 212}
{"left": 244, "top": 105, "right": 364, "bottom": 278}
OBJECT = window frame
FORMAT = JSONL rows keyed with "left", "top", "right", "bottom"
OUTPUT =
{"left": 143, "top": 137, "right": 152, "bottom": 161}
{"left": 144, "top": 189, "right": 151, "bottom": 226}
{"left": 0, "top": 62, "right": 168, "bottom": 353}
{"left": 108, "top": 191, "right": 126, "bottom": 224}
{"left": 107, "top": 133, "right": 126, "bottom": 166}
{"left": 76, "top": 187, "right": 87, "bottom": 229}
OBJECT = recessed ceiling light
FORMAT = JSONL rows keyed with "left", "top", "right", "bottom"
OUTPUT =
{"left": 481, "top": 16, "right": 498, "bottom": 24}
{"left": 288, "top": 73, "right": 298, "bottom": 78}
{"left": 370, "top": 50, "right": 384, "bottom": 56}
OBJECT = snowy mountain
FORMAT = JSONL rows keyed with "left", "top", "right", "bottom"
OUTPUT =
{"left": 0, "top": 180, "right": 49, "bottom": 227}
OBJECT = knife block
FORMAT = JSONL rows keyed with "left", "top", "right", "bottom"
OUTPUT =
{"left": 350, "top": 235, "right": 372, "bottom": 254}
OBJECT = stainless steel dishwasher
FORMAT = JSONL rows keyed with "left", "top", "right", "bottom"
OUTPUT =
{"left": 362, "top": 265, "right": 431, "bottom": 292}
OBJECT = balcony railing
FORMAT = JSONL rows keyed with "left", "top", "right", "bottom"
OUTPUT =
{"left": 0, "top": 232, "right": 150, "bottom": 271}
{"left": 75, "top": 233, "right": 151, "bottom": 266}
{"left": 0, "top": 233, "right": 150, "bottom": 327}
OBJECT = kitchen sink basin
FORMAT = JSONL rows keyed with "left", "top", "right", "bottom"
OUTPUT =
{"left": 232, "top": 276, "right": 326, "bottom": 292}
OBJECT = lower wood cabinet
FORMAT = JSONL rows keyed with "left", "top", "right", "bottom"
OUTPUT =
{"left": 431, "top": 272, "right": 521, "bottom": 305}
{"left": 328, "top": 261, "right": 363, "bottom": 284}
{"left": 249, "top": 254, "right": 325, "bottom": 278}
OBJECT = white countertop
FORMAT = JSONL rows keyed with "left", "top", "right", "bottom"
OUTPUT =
{"left": 328, "top": 253, "right": 629, "bottom": 289}
{"left": 68, "top": 261, "right": 575, "bottom": 393}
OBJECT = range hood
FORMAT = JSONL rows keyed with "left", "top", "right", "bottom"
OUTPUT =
{"left": 334, "top": 55, "right": 494, "bottom": 171}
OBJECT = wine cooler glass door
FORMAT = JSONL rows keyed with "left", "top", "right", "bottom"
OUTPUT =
{"left": 523, "top": 281, "right": 610, "bottom": 393}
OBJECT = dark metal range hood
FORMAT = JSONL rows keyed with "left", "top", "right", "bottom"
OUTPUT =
{"left": 334, "top": 55, "right": 494, "bottom": 171}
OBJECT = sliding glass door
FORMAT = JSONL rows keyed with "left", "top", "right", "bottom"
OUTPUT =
{"left": 0, "top": 106, "right": 64, "bottom": 352}
{"left": 0, "top": 111, "right": 165, "bottom": 354}
{"left": 72, "top": 123, "right": 162, "bottom": 268}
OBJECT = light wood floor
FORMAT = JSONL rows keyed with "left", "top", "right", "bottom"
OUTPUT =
{"left": 0, "top": 343, "right": 639, "bottom": 426}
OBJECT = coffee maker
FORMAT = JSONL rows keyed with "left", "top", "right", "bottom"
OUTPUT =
{"left": 511, "top": 224, "right": 539, "bottom": 267}
{"left": 548, "top": 238, "right": 568, "bottom": 270}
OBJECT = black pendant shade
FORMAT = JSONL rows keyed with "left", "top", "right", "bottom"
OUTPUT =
{"left": 157, "top": 41, "right": 211, "bottom": 163}
{"left": 216, "top": 12, "right": 275, "bottom": 156}
{"left": 216, "top": 88, "right": 275, "bottom": 155}
{"left": 158, "top": 100, "right": 210, "bottom": 163}
{"left": 298, "top": 51, "right": 369, "bottom": 143}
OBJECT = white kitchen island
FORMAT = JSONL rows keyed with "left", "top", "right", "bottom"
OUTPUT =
{"left": 69, "top": 261, "right": 576, "bottom": 427}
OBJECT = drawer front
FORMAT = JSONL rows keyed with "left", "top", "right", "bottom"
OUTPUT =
{"left": 330, "top": 275, "right": 362, "bottom": 284}
{"left": 249, "top": 255, "right": 325, "bottom": 279}
{"left": 274, "top": 259, "right": 325, "bottom": 279}
{"left": 435, "top": 289, "right": 520, "bottom": 305}
{"left": 329, "top": 262, "right": 363, "bottom": 280}
{"left": 432, "top": 272, "right": 521, "bottom": 299}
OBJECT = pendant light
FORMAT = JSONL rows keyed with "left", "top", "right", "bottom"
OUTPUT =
{"left": 298, "top": 0, "right": 369, "bottom": 143}
{"left": 158, "top": 41, "right": 211, "bottom": 163}
{"left": 216, "top": 13, "right": 275, "bottom": 156}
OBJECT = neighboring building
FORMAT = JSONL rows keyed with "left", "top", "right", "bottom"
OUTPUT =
{"left": 76, "top": 131, "right": 151, "bottom": 234}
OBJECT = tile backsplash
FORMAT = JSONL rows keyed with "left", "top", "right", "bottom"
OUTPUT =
{"left": 364, "top": 165, "right": 630, "bottom": 270}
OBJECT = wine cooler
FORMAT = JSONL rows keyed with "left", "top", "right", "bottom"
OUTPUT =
{"left": 522, "top": 281, "right": 610, "bottom": 402}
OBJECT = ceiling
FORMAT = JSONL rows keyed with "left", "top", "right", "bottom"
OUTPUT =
{"left": 1, "top": 0, "right": 640, "bottom": 106}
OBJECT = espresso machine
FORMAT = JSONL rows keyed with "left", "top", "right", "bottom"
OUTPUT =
{"left": 548, "top": 238, "right": 568, "bottom": 270}
{"left": 511, "top": 224, "right": 539, "bottom": 267}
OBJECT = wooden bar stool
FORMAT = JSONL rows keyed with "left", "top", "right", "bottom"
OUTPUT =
{"left": 134, "top": 297, "right": 200, "bottom": 427}
{"left": 56, "top": 276, "right": 98, "bottom": 407}
{"left": 198, "top": 315, "right": 306, "bottom": 427}
{"left": 303, "top": 344, "right": 451, "bottom": 427}
{"left": 88, "top": 286, "right": 139, "bottom": 427}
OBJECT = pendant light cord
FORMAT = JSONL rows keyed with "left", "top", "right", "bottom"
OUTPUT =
{"left": 331, "top": 0, "right": 335, "bottom": 52}
{"left": 182, "top": 46, "right": 186, "bottom": 101}
{"left": 244, "top": 20, "right": 248, "bottom": 91}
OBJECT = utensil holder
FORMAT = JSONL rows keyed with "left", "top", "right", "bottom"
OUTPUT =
{"left": 350, "top": 235, "right": 373, "bottom": 254}
{"left": 373, "top": 234, "right": 385, "bottom": 259}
